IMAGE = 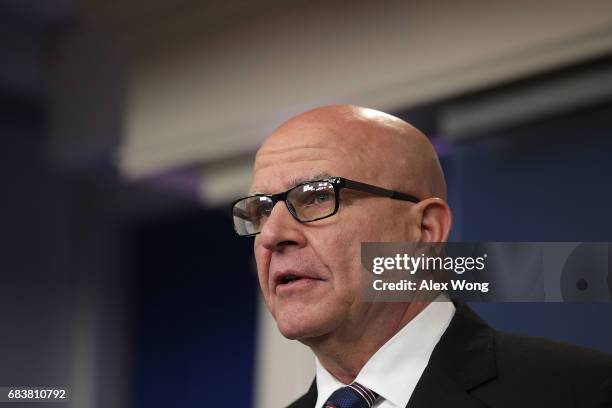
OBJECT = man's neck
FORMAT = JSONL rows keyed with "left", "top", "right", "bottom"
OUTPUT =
{"left": 304, "top": 301, "right": 432, "bottom": 384}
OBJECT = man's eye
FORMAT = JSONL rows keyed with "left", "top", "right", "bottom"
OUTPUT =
{"left": 315, "top": 192, "right": 333, "bottom": 203}
{"left": 246, "top": 203, "right": 271, "bottom": 218}
{"left": 303, "top": 191, "right": 332, "bottom": 205}
{"left": 258, "top": 206, "right": 272, "bottom": 217}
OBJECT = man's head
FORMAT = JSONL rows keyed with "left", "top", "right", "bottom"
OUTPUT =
{"left": 247, "top": 105, "right": 451, "bottom": 346}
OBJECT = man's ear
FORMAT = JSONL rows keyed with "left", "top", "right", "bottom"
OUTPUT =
{"left": 414, "top": 198, "right": 452, "bottom": 243}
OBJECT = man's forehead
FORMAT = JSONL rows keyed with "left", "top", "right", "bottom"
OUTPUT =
{"left": 248, "top": 106, "right": 414, "bottom": 194}
{"left": 250, "top": 123, "right": 358, "bottom": 194}
{"left": 257, "top": 127, "right": 346, "bottom": 155}
{"left": 255, "top": 141, "right": 340, "bottom": 164}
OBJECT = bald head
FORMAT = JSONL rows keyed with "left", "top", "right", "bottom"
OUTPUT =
{"left": 254, "top": 104, "right": 446, "bottom": 201}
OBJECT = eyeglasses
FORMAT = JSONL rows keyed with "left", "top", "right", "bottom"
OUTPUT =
{"left": 231, "top": 177, "right": 420, "bottom": 237}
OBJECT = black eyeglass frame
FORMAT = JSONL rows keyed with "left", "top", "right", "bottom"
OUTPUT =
{"left": 231, "top": 177, "right": 421, "bottom": 237}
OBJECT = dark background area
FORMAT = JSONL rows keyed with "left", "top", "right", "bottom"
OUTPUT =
{"left": 129, "top": 208, "right": 257, "bottom": 407}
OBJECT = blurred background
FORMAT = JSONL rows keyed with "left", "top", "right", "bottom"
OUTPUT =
{"left": 1, "top": 0, "right": 612, "bottom": 407}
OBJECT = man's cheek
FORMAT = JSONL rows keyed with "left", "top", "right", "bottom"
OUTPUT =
{"left": 254, "top": 252, "right": 271, "bottom": 294}
{"left": 333, "top": 230, "right": 363, "bottom": 279}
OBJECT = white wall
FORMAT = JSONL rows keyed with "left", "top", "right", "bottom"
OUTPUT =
{"left": 255, "top": 295, "right": 316, "bottom": 408}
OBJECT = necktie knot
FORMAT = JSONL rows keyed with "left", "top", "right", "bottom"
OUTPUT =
{"left": 323, "top": 382, "right": 379, "bottom": 408}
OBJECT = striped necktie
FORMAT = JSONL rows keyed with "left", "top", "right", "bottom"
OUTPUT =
{"left": 323, "top": 382, "right": 379, "bottom": 408}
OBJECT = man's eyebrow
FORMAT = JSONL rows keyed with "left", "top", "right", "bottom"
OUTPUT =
{"left": 286, "top": 172, "right": 333, "bottom": 189}
{"left": 249, "top": 171, "right": 333, "bottom": 195}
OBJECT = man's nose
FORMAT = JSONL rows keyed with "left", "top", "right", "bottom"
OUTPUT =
{"left": 257, "top": 201, "right": 306, "bottom": 252}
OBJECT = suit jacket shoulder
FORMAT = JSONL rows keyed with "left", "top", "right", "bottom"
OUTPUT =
{"left": 285, "top": 302, "right": 612, "bottom": 408}
{"left": 411, "top": 302, "right": 612, "bottom": 408}
{"left": 473, "top": 329, "right": 612, "bottom": 407}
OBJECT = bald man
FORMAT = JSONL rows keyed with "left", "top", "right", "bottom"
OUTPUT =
{"left": 231, "top": 106, "right": 612, "bottom": 408}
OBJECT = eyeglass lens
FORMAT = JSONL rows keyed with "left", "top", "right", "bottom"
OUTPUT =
{"left": 232, "top": 181, "right": 336, "bottom": 236}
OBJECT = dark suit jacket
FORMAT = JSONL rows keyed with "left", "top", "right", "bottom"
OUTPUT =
{"left": 287, "top": 303, "right": 612, "bottom": 408}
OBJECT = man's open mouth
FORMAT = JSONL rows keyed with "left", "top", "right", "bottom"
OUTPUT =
{"left": 274, "top": 271, "right": 323, "bottom": 292}
{"left": 282, "top": 274, "right": 302, "bottom": 284}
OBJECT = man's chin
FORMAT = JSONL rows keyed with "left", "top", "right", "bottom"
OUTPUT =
{"left": 272, "top": 299, "right": 343, "bottom": 341}
{"left": 275, "top": 316, "right": 333, "bottom": 341}
{"left": 277, "top": 321, "right": 320, "bottom": 341}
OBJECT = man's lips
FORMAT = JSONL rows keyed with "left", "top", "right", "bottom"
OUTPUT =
{"left": 272, "top": 270, "right": 325, "bottom": 293}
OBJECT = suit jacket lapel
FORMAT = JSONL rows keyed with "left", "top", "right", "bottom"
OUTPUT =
{"left": 406, "top": 365, "right": 489, "bottom": 408}
{"left": 406, "top": 302, "right": 497, "bottom": 408}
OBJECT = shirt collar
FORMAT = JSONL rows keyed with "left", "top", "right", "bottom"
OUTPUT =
{"left": 315, "top": 295, "right": 455, "bottom": 408}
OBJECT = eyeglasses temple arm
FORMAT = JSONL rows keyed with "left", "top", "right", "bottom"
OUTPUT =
{"left": 341, "top": 179, "right": 420, "bottom": 203}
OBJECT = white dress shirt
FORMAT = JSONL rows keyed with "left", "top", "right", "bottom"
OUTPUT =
{"left": 314, "top": 297, "right": 456, "bottom": 408}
